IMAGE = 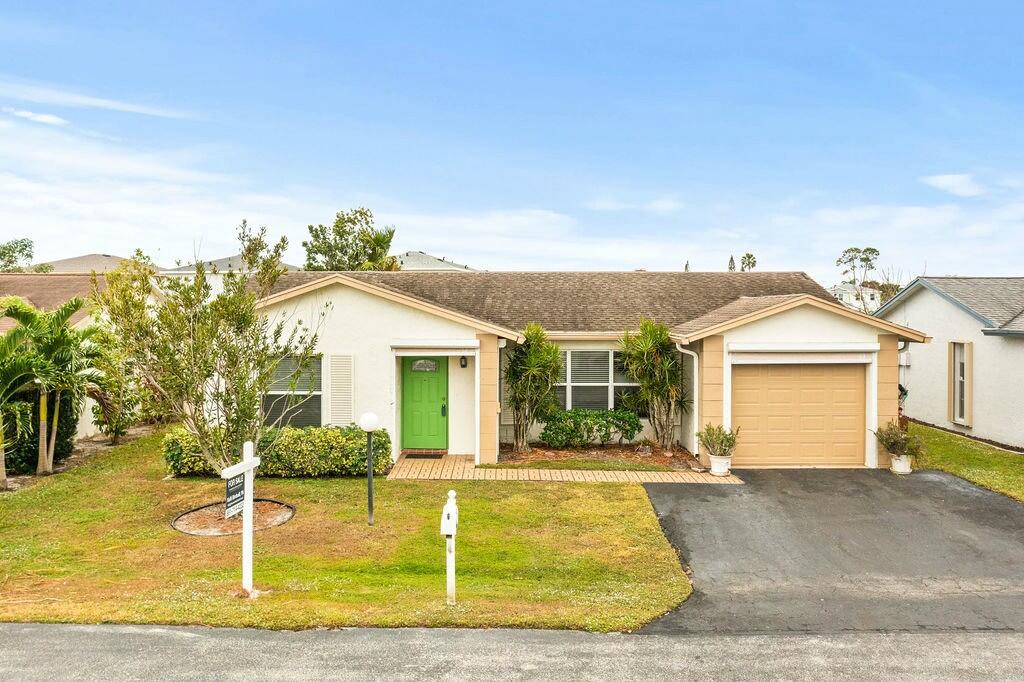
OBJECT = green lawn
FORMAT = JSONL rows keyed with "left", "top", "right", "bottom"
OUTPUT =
{"left": 0, "top": 429, "right": 689, "bottom": 632}
{"left": 914, "top": 423, "right": 1024, "bottom": 502}
{"left": 481, "top": 458, "right": 673, "bottom": 472}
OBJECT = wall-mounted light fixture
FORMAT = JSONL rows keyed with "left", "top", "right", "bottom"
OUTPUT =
{"left": 459, "top": 356, "right": 468, "bottom": 368}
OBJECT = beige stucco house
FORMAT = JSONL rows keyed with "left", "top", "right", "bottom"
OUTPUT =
{"left": 259, "top": 271, "right": 927, "bottom": 469}
{"left": 877, "top": 276, "right": 1024, "bottom": 449}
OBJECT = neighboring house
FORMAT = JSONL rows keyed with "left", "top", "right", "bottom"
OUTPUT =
{"left": 258, "top": 270, "right": 926, "bottom": 469}
{"left": 161, "top": 254, "right": 300, "bottom": 295}
{"left": 41, "top": 253, "right": 128, "bottom": 273}
{"left": 0, "top": 273, "right": 106, "bottom": 440}
{"left": 876, "top": 276, "right": 1024, "bottom": 449}
{"left": 829, "top": 282, "right": 882, "bottom": 313}
{"left": 396, "top": 251, "right": 475, "bottom": 271}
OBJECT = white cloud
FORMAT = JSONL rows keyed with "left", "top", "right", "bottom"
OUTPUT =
{"left": 0, "top": 76, "right": 189, "bottom": 119}
{"left": 920, "top": 173, "right": 987, "bottom": 197}
{"left": 2, "top": 107, "right": 68, "bottom": 126}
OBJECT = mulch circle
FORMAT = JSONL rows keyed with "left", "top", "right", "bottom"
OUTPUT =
{"left": 171, "top": 499, "right": 295, "bottom": 537}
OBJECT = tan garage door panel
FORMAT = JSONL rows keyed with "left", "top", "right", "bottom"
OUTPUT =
{"left": 732, "top": 364, "right": 865, "bottom": 467}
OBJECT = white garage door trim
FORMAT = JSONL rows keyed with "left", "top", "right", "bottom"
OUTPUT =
{"left": 723, "top": 343, "right": 880, "bottom": 468}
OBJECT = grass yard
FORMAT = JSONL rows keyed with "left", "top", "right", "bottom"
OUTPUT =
{"left": 914, "top": 423, "right": 1024, "bottom": 502}
{"left": 481, "top": 458, "right": 673, "bottom": 472}
{"left": 0, "top": 430, "right": 689, "bottom": 632}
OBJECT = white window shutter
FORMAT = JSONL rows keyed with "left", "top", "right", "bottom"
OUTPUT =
{"left": 329, "top": 355, "right": 354, "bottom": 425}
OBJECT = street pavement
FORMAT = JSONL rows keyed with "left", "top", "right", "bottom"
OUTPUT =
{"left": 1, "top": 623, "right": 1022, "bottom": 680}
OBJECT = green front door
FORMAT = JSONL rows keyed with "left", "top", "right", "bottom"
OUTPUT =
{"left": 401, "top": 356, "right": 448, "bottom": 449}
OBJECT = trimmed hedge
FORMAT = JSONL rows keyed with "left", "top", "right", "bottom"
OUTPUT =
{"left": 164, "top": 425, "right": 393, "bottom": 477}
{"left": 5, "top": 392, "right": 81, "bottom": 475}
{"left": 539, "top": 409, "right": 642, "bottom": 448}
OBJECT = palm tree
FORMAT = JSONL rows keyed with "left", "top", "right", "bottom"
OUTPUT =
{"left": 1, "top": 297, "right": 101, "bottom": 474}
{"left": 0, "top": 327, "right": 40, "bottom": 490}
{"left": 740, "top": 253, "right": 757, "bottom": 272}
{"left": 356, "top": 227, "right": 400, "bottom": 271}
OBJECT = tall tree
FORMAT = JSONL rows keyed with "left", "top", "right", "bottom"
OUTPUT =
{"left": 835, "top": 247, "right": 881, "bottom": 313}
{"left": 0, "top": 239, "right": 52, "bottom": 273}
{"left": 504, "top": 323, "right": 562, "bottom": 453}
{"left": 619, "top": 318, "right": 685, "bottom": 449}
{"left": 683, "top": 260, "right": 690, "bottom": 272}
{"left": 303, "top": 208, "right": 400, "bottom": 271}
{"left": 0, "top": 327, "right": 39, "bottom": 490}
{"left": 0, "top": 298, "right": 100, "bottom": 473}
{"left": 96, "top": 223, "right": 322, "bottom": 471}
{"left": 728, "top": 255, "right": 736, "bottom": 272}
{"left": 740, "top": 253, "right": 757, "bottom": 272}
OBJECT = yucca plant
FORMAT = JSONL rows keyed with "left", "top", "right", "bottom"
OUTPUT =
{"left": 504, "top": 323, "right": 562, "bottom": 452}
{"left": 873, "top": 420, "right": 923, "bottom": 461}
{"left": 618, "top": 318, "right": 687, "bottom": 449}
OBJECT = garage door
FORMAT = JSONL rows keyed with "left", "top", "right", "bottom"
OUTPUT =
{"left": 731, "top": 364, "right": 865, "bottom": 468}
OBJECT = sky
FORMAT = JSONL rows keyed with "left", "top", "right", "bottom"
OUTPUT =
{"left": 1, "top": 1, "right": 1022, "bottom": 284}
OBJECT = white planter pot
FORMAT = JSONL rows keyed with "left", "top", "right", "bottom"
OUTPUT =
{"left": 890, "top": 454, "right": 912, "bottom": 475}
{"left": 709, "top": 455, "right": 732, "bottom": 477}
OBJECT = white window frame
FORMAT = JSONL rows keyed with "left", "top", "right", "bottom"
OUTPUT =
{"left": 952, "top": 342, "right": 967, "bottom": 424}
{"left": 554, "top": 350, "right": 640, "bottom": 411}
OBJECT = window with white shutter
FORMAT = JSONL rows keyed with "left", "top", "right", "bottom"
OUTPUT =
{"left": 263, "top": 355, "right": 323, "bottom": 427}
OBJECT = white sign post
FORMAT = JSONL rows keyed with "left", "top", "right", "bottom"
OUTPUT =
{"left": 439, "top": 490, "right": 458, "bottom": 606}
{"left": 220, "top": 440, "right": 261, "bottom": 597}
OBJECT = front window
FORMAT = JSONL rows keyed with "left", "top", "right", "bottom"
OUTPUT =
{"left": 263, "top": 355, "right": 323, "bottom": 427}
{"left": 953, "top": 342, "right": 967, "bottom": 422}
{"left": 553, "top": 350, "right": 640, "bottom": 411}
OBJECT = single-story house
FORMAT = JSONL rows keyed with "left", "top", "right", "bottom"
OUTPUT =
{"left": 876, "top": 276, "right": 1024, "bottom": 449}
{"left": 259, "top": 270, "right": 927, "bottom": 469}
{"left": 0, "top": 273, "right": 106, "bottom": 440}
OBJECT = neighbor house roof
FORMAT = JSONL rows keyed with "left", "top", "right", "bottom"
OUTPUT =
{"left": 876, "top": 276, "right": 1024, "bottom": 336}
{"left": 0, "top": 273, "right": 104, "bottom": 332}
{"left": 396, "top": 251, "right": 475, "bottom": 271}
{"left": 671, "top": 294, "right": 927, "bottom": 343}
{"left": 262, "top": 270, "right": 842, "bottom": 338}
{"left": 41, "top": 253, "right": 127, "bottom": 273}
{"left": 162, "top": 254, "right": 300, "bottom": 274}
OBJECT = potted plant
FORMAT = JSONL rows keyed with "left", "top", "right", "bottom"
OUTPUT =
{"left": 697, "top": 424, "right": 739, "bottom": 477}
{"left": 873, "top": 419, "right": 922, "bottom": 475}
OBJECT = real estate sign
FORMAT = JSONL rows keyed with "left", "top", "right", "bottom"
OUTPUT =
{"left": 225, "top": 473, "right": 245, "bottom": 519}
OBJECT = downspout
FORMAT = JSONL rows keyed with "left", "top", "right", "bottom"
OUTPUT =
{"left": 676, "top": 343, "right": 699, "bottom": 455}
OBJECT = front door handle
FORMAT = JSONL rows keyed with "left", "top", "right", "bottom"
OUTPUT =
{"left": 441, "top": 400, "right": 447, "bottom": 417}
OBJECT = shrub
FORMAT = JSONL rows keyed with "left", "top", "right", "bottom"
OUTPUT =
{"left": 618, "top": 318, "right": 687, "bottom": 449}
{"left": 539, "top": 409, "right": 642, "bottom": 448}
{"left": 697, "top": 423, "right": 740, "bottom": 458}
{"left": 873, "top": 420, "right": 923, "bottom": 460}
{"left": 4, "top": 393, "right": 80, "bottom": 475}
{"left": 164, "top": 424, "right": 393, "bottom": 477}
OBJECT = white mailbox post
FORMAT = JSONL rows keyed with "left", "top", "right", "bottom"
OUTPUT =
{"left": 220, "top": 440, "right": 261, "bottom": 597}
{"left": 440, "top": 490, "right": 458, "bottom": 605}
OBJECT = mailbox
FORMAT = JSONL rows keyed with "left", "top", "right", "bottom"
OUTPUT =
{"left": 440, "top": 490, "right": 458, "bottom": 537}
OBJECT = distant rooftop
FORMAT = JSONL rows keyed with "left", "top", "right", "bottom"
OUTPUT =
{"left": 41, "top": 253, "right": 128, "bottom": 273}
{"left": 396, "top": 251, "right": 475, "bottom": 272}
{"left": 162, "top": 254, "right": 300, "bottom": 273}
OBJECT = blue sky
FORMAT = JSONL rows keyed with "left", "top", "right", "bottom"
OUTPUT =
{"left": 1, "top": 2, "right": 1022, "bottom": 282}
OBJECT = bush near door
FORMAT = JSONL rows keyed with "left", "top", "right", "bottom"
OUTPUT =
{"left": 164, "top": 425, "right": 392, "bottom": 477}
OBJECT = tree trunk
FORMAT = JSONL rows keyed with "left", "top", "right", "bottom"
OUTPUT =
{"left": 47, "top": 390, "right": 62, "bottom": 471}
{"left": 512, "top": 407, "right": 531, "bottom": 453}
{"left": 0, "top": 419, "right": 7, "bottom": 491}
{"left": 37, "top": 390, "right": 50, "bottom": 475}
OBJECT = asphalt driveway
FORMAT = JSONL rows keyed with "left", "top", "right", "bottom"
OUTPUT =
{"left": 642, "top": 469, "right": 1024, "bottom": 634}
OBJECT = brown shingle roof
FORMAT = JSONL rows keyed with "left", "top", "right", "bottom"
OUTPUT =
{"left": 922, "top": 277, "right": 1024, "bottom": 330}
{"left": 670, "top": 294, "right": 805, "bottom": 337}
{"left": 266, "top": 271, "right": 832, "bottom": 333}
{"left": 0, "top": 273, "right": 103, "bottom": 332}
{"left": 41, "top": 253, "right": 127, "bottom": 273}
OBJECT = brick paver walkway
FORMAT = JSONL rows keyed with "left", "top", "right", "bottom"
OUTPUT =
{"left": 387, "top": 454, "right": 742, "bottom": 484}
